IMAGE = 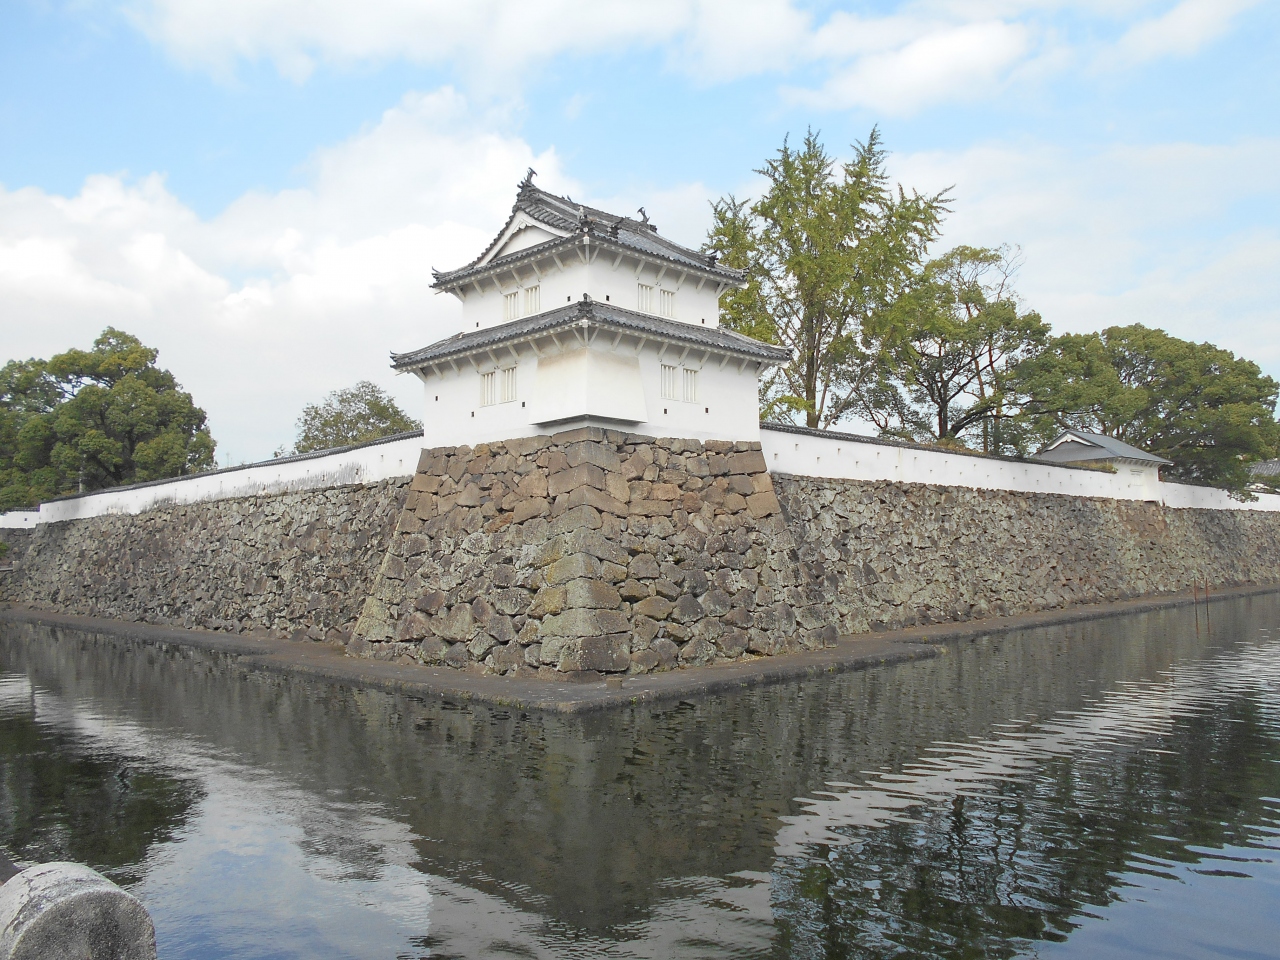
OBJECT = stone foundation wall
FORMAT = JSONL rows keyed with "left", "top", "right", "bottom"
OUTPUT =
{"left": 349, "top": 428, "right": 836, "bottom": 675}
{"left": 777, "top": 475, "right": 1280, "bottom": 634}
{"left": 0, "top": 529, "right": 35, "bottom": 567}
{"left": 5, "top": 431, "right": 1280, "bottom": 679}
{"left": 1, "top": 481, "right": 407, "bottom": 639}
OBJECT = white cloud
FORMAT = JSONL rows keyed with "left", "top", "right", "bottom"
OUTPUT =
{"left": 120, "top": 0, "right": 1261, "bottom": 115}
{"left": 125, "top": 0, "right": 692, "bottom": 82}
{"left": 1112, "top": 0, "right": 1261, "bottom": 65}
{"left": 796, "top": 19, "right": 1032, "bottom": 113}
{"left": 0, "top": 88, "right": 577, "bottom": 463}
{"left": 891, "top": 137, "right": 1280, "bottom": 375}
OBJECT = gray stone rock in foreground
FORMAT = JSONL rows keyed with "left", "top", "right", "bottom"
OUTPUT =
{"left": 0, "top": 862, "right": 156, "bottom": 960}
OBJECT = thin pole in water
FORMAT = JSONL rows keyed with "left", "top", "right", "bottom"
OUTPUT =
{"left": 1205, "top": 580, "right": 1211, "bottom": 636}
{"left": 1193, "top": 582, "right": 1200, "bottom": 635}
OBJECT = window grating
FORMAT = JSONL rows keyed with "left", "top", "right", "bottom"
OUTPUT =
{"left": 660, "top": 289, "right": 675, "bottom": 318}
{"left": 501, "top": 366, "right": 517, "bottom": 403}
{"left": 503, "top": 292, "right": 520, "bottom": 322}
{"left": 660, "top": 363, "right": 678, "bottom": 400}
{"left": 480, "top": 370, "right": 497, "bottom": 406}
{"left": 637, "top": 283, "right": 654, "bottom": 313}
{"left": 524, "top": 286, "right": 540, "bottom": 315}
{"left": 683, "top": 368, "right": 698, "bottom": 402}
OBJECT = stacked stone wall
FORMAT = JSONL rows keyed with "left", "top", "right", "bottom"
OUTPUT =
{"left": 5, "top": 432, "right": 1280, "bottom": 679}
{"left": 0, "top": 529, "right": 35, "bottom": 568}
{"left": 1, "top": 480, "right": 406, "bottom": 639}
{"left": 350, "top": 428, "right": 836, "bottom": 675}
{"left": 777, "top": 475, "right": 1280, "bottom": 634}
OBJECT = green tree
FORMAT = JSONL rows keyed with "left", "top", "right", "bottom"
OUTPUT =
{"left": 873, "top": 245, "right": 1049, "bottom": 453}
{"left": 705, "top": 129, "right": 949, "bottom": 428}
{"left": 1011, "top": 324, "right": 1279, "bottom": 491}
{"left": 0, "top": 330, "right": 215, "bottom": 508}
{"left": 291, "top": 381, "right": 421, "bottom": 454}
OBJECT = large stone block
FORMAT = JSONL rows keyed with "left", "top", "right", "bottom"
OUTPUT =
{"left": 545, "top": 553, "right": 601, "bottom": 586}
{"left": 557, "top": 633, "right": 630, "bottom": 672}
{"left": 548, "top": 463, "right": 606, "bottom": 498}
{"left": 564, "top": 578, "right": 621, "bottom": 609}
{"left": 539, "top": 608, "right": 607, "bottom": 638}
{"left": 432, "top": 604, "right": 477, "bottom": 642}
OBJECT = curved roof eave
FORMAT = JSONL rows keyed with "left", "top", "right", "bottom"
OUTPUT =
{"left": 431, "top": 231, "right": 743, "bottom": 291}
{"left": 390, "top": 301, "right": 788, "bottom": 371}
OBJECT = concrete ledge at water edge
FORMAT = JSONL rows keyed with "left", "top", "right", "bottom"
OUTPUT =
{"left": 0, "top": 857, "right": 156, "bottom": 960}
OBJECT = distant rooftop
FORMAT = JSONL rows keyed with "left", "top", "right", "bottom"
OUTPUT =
{"left": 1034, "top": 428, "right": 1172, "bottom": 466}
{"left": 1250, "top": 459, "right": 1280, "bottom": 478}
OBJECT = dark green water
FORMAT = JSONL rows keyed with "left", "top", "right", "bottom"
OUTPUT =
{"left": 0, "top": 594, "right": 1277, "bottom": 959}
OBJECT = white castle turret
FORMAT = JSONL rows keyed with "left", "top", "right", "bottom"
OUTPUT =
{"left": 391, "top": 171, "right": 789, "bottom": 447}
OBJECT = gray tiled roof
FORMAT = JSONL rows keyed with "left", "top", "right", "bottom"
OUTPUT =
{"left": 1035, "top": 428, "right": 1171, "bottom": 465}
{"left": 391, "top": 299, "right": 791, "bottom": 370}
{"left": 432, "top": 180, "right": 742, "bottom": 289}
{"left": 1249, "top": 459, "right": 1280, "bottom": 478}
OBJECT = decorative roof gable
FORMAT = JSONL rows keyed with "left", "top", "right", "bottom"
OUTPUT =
{"left": 1037, "top": 429, "right": 1171, "bottom": 465}
{"left": 432, "top": 170, "right": 742, "bottom": 292}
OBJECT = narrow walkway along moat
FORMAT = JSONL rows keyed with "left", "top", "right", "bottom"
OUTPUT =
{"left": 0, "top": 592, "right": 1277, "bottom": 959}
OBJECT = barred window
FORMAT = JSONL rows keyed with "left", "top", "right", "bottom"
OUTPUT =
{"left": 660, "top": 363, "right": 678, "bottom": 400}
{"left": 637, "top": 283, "right": 654, "bottom": 313}
{"left": 503, "top": 291, "right": 520, "bottom": 321}
{"left": 660, "top": 289, "right": 675, "bottom": 318}
{"left": 501, "top": 366, "right": 517, "bottom": 403}
{"left": 523, "top": 285, "right": 540, "bottom": 315}
{"left": 480, "top": 370, "right": 497, "bottom": 406}
{"left": 683, "top": 368, "right": 698, "bottom": 403}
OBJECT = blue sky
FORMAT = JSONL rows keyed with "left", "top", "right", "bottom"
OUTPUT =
{"left": 2, "top": 0, "right": 1278, "bottom": 462}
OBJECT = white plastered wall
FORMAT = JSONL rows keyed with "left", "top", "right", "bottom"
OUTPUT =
{"left": 761, "top": 427, "right": 1280, "bottom": 512}
{"left": 413, "top": 338, "right": 763, "bottom": 449}
{"left": 451, "top": 246, "right": 726, "bottom": 332}
{"left": 6, "top": 416, "right": 1274, "bottom": 532}
{"left": 3, "top": 434, "right": 425, "bottom": 524}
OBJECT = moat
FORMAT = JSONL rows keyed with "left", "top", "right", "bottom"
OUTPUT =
{"left": 0, "top": 594, "right": 1277, "bottom": 959}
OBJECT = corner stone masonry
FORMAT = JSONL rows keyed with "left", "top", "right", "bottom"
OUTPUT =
{"left": 350, "top": 428, "right": 836, "bottom": 676}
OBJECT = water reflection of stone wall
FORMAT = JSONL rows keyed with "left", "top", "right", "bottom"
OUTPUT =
{"left": 1, "top": 481, "right": 406, "bottom": 639}
{"left": 2, "top": 597, "right": 1277, "bottom": 949}
{"left": 777, "top": 475, "right": 1280, "bottom": 634}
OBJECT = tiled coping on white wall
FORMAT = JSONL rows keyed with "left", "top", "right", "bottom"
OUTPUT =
{"left": 2, "top": 432, "right": 425, "bottom": 525}
{"left": 0, "top": 512, "right": 39, "bottom": 530}
{"left": 759, "top": 423, "right": 1280, "bottom": 513}
{"left": 2, "top": 423, "right": 1278, "bottom": 529}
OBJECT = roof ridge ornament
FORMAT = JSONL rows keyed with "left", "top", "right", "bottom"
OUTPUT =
{"left": 519, "top": 167, "right": 537, "bottom": 191}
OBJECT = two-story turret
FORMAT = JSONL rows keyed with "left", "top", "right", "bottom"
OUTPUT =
{"left": 391, "top": 172, "right": 789, "bottom": 447}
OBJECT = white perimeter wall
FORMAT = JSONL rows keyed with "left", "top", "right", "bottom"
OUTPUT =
{"left": 761, "top": 426, "right": 1280, "bottom": 513}
{"left": 3, "top": 423, "right": 1277, "bottom": 530}
{"left": 3, "top": 434, "right": 425, "bottom": 524}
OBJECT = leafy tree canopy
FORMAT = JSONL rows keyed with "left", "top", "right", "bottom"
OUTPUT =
{"left": 1010, "top": 324, "right": 1280, "bottom": 491}
{"left": 0, "top": 329, "right": 216, "bottom": 510}
{"left": 290, "top": 381, "right": 421, "bottom": 455}
{"left": 705, "top": 128, "right": 949, "bottom": 428}
{"left": 872, "top": 245, "right": 1049, "bottom": 454}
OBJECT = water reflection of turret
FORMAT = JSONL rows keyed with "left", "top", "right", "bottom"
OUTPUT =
{"left": 0, "top": 594, "right": 1276, "bottom": 948}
